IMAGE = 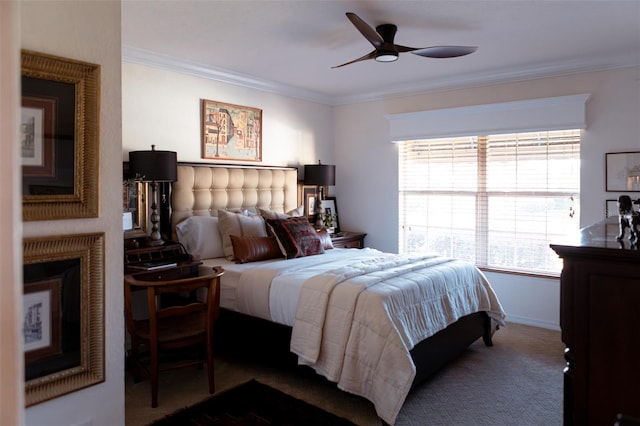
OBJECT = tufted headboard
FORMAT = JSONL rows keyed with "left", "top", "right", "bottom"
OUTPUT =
{"left": 170, "top": 163, "right": 298, "bottom": 239}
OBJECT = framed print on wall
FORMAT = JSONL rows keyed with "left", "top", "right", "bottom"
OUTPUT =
{"left": 23, "top": 233, "right": 105, "bottom": 407}
{"left": 606, "top": 151, "right": 640, "bottom": 192}
{"left": 23, "top": 279, "right": 62, "bottom": 363}
{"left": 605, "top": 199, "right": 619, "bottom": 218}
{"left": 201, "top": 99, "right": 262, "bottom": 162}
{"left": 21, "top": 50, "right": 100, "bottom": 221}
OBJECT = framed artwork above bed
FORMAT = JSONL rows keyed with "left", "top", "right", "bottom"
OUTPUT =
{"left": 201, "top": 99, "right": 262, "bottom": 162}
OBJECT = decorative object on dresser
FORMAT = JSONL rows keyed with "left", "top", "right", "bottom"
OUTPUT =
{"left": 124, "top": 266, "right": 224, "bottom": 407}
{"left": 551, "top": 217, "right": 640, "bottom": 425}
{"left": 303, "top": 160, "right": 336, "bottom": 229}
{"left": 331, "top": 231, "right": 366, "bottom": 249}
{"left": 128, "top": 145, "right": 177, "bottom": 246}
{"left": 615, "top": 195, "right": 640, "bottom": 246}
{"left": 21, "top": 50, "right": 100, "bottom": 221}
{"left": 201, "top": 99, "right": 262, "bottom": 162}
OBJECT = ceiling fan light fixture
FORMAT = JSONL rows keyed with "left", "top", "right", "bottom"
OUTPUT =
{"left": 375, "top": 50, "right": 398, "bottom": 62}
{"left": 333, "top": 13, "right": 478, "bottom": 69}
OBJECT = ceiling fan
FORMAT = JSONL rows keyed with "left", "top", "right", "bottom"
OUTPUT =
{"left": 333, "top": 12, "right": 477, "bottom": 68}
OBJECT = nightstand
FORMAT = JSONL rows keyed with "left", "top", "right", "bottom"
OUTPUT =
{"left": 331, "top": 231, "right": 366, "bottom": 249}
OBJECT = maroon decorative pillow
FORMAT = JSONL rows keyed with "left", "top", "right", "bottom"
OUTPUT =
{"left": 230, "top": 235, "right": 284, "bottom": 264}
{"left": 317, "top": 228, "right": 334, "bottom": 250}
{"left": 265, "top": 217, "right": 324, "bottom": 258}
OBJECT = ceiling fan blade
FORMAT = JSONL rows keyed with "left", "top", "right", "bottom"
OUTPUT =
{"left": 411, "top": 46, "right": 478, "bottom": 58}
{"left": 331, "top": 50, "right": 377, "bottom": 69}
{"left": 394, "top": 44, "right": 420, "bottom": 53}
{"left": 346, "top": 12, "right": 383, "bottom": 49}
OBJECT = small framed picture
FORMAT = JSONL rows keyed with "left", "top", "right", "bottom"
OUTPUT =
{"left": 23, "top": 279, "right": 62, "bottom": 362}
{"left": 301, "top": 185, "right": 317, "bottom": 218}
{"left": 606, "top": 152, "right": 640, "bottom": 192}
{"left": 322, "top": 196, "right": 340, "bottom": 233}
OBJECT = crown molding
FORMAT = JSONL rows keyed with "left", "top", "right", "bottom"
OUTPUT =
{"left": 123, "top": 45, "right": 639, "bottom": 107}
{"left": 334, "top": 53, "right": 639, "bottom": 105}
{"left": 122, "top": 45, "right": 334, "bottom": 105}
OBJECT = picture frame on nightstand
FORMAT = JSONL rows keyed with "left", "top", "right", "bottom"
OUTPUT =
{"left": 322, "top": 196, "right": 340, "bottom": 233}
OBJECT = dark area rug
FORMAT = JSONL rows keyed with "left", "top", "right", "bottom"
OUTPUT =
{"left": 147, "top": 379, "right": 357, "bottom": 426}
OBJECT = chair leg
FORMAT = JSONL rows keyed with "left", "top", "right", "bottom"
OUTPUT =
{"left": 207, "top": 338, "right": 215, "bottom": 394}
{"left": 128, "top": 337, "right": 142, "bottom": 383}
{"left": 150, "top": 342, "right": 159, "bottom": 408}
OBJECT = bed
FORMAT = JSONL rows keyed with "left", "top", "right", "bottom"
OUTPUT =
{"left": 169, "top": 163, "right": 506, "bottom": 425}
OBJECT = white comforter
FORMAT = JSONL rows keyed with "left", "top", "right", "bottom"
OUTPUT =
{"left": 222, "top": 248, "right": 505, "bottom": 425}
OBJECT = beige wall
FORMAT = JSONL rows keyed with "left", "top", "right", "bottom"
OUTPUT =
{"left": 20, "top": 2, "right": 124, "bottom": 425}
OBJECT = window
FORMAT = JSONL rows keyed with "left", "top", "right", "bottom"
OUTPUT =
{"left": 398, "top": 129, "right": 580, "bottom": 276}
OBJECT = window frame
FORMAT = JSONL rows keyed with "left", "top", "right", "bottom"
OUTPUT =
{"left": 398, "top": 130, "right": 581, "bottom": 277}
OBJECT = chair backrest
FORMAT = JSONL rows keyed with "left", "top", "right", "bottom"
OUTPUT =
{"left": 124, "top": 266, "right": 224, "bottom": 341}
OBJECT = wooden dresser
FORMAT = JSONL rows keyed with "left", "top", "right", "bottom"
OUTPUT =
{"left": 550, "top": 217, "right": 640, "bottom": 425}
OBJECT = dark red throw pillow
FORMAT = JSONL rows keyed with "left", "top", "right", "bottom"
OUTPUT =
{"left": 265, "top": 217, "right": 324, "bottom": 258}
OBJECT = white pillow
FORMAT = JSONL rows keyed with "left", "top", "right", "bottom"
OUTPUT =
{"left": 259, "top": 208, "right": 289, "bottom": 220}
{"left": 218, "top": 209, "right": 267, "bottom": 260}
{"left": 175, "top": 216, "right": 224, "bottom": 260}
{"left": 287, "top": 206, "right": 304, "bottom": 217}
{"left": 259, "top": 206, "right": 304, "bottom": 219}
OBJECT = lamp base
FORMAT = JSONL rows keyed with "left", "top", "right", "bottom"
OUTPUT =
{"left": 314, "top": 188, "right": 324, "bottom": 229}
{"left": 147, "top": 236, "right": 165, "bottom": 247}
{"left": 148, "top": 181, "right": 165, "bottom": 246}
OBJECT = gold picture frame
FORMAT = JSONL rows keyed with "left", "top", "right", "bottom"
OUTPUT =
{"left": 23, "top": 233, "right": 105, "bottom": 407}
{"left": 201, "top": 99, "right": 262, "bottom": 162}
{"left": 21, "top": 50, "right": 100, "bottom": 221}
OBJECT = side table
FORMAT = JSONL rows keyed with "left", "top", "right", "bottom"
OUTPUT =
{"left": 331, "top": 231, "right": 367, "bottom": 249}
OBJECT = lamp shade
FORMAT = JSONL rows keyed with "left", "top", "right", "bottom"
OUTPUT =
{"left": 128, "top": 147, "right": 177, "bottom": 182}
{"left": 304, "top": 162, "right": 335, "bottom": 186}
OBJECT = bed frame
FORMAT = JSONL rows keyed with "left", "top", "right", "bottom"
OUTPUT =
{"left": 169, "top": 163, "right": 495, "bottom": 391}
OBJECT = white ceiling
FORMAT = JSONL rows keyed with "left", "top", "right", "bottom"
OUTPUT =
{"left": 122, "top": 0, "right": 640, "bottom": 105}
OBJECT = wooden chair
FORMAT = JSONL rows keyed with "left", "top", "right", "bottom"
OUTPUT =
{"left": 124, "top": 266, "right": 224, "bottom": 407}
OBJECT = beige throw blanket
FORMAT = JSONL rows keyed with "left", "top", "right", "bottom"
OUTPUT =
{"left": 290, "top": 253, "right": 505, "bottom": 425}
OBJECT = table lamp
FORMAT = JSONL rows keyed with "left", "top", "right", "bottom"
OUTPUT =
{"left": 304, "top": 161, "right": 336, "bottom": 228}
{"left": 128, "top": 145, "right": 177, "bottom": 246}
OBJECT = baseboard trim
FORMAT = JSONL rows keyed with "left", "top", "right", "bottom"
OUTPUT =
{"left": 504, "top": 314, "right": 560, "bottom": 331}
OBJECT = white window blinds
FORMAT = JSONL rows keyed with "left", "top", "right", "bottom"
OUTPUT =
{"left": 398, "top": 129, "right": 580, "bottom": 276}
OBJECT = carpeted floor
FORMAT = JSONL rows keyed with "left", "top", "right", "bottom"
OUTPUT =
{"left": 125, "top": 322, "right": 564, "bottom": 426}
